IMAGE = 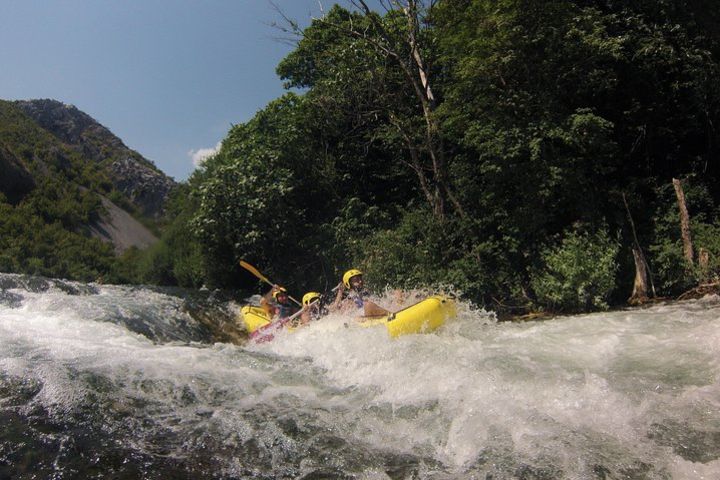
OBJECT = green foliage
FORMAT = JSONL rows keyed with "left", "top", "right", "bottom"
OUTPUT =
{"left": 693, "top": 221, "right": 720, "bottom": 283}
{"left": 112, "top": 184, "right": 206, "bottom": 287}
{"left": 277, "top": 5, "right": 429, "bottom": 211}
{"left": 649, "top": 179, "right": 720, "bottom": 294}
{"left": 190, "top": 94, "right": 340, "bottom": 290}
{"left": 6, "top": 1, "right": 720, "bottom": 314}
{"left": 331, "top": 197, "right": 394, "bottom": 262}
{"left": 0, "top": 100, "right": 132, "bottom": 282}
{"left": 0, "top": 197, "right": 116, "bottom": 282}
{"left": 650, "top": 217, "right": 720, "bottom": 294}
{"left": 530, "top": 228, "right": 620, "bottom": 312}
{"left": 0, "top": 101, "right": 115, "bottom": 193}
{"left": 160, "top": 188, "right": 206, "bottom": 288}
{"left": 135, "top": 241, "right": 176, "bottom": 285}
{"left": 356, "top": 208, "right": 450, "bottom": 290}
{"left": 353, "top": 208, "right": 523, "bottom": 305}
{"left": 174, "top": 0, "right": 720, "bottom": 311}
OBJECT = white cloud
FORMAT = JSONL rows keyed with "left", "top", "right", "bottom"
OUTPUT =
{"left": 189, "top": 141, "right": 221, "bottom": 167}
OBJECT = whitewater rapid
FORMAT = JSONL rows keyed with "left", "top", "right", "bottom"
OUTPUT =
{"left": 1, "top": 273, "right": 719, "bottom": 479}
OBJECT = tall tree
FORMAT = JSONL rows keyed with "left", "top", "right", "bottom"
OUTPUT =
{"left": 278, "top": 2, "right": 463, "bottom": 220}
{"left": 191, "top": 94, "right": 339, "bottom": 289}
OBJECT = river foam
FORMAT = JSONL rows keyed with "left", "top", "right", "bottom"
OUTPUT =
{"left": 1, "top": 275, "right": 719, "bottom": 479}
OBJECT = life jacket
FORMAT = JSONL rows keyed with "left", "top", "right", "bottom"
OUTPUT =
{"left": 274, "top": 301, "right": 298, "bottom": 319}
{"left": 347, "top": 289, "right": 367, "bottom": 310}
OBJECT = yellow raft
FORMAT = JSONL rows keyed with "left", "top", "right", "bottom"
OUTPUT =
{"left": 241, "top": 306, "right": 272, "bottom": 334}
{"left": 358, "top": 295, "right": 456, "bottom": 338}
{"left": 241, "top": 295, "right": 456, "bottom": 339}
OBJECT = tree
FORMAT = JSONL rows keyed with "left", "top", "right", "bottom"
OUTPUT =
{"left": 278, "top": 2, "right": 463, "bottom": 220}
{"left": 672, "top": 178, "right": 694, "bottom": 266}
{"left": 178, "top": 0, "right": 720, "bottom": 310}
{"left": 191, "top": 94, "right": 340, "bottom": 289}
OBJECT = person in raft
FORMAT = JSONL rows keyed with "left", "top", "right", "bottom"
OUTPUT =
{"left": 260, "top": 285, "right": 298, "bottom": 320}
{"left": 331, "top": 269, "right": 390, "bottom": 316}
{"left": 297, "top": 291, "right": 328, "bottom": 326}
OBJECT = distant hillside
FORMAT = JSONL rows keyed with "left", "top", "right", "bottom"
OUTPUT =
{"left": 14, "top": 99, "right": 176, "bottom": 218}
{"left": 0, "top": 99, "right": 173, "bottom": 281}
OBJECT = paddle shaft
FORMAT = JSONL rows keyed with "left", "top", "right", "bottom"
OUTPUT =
{"left": 252, "top": 305, "right": 308, "bottom": 340}
{"left": 239, "top": 260, "right": 302, "bottom": 306}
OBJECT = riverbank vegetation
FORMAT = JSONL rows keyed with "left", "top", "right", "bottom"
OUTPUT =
{"left": 134, "top": 0, "right": 720, "bottom": 314}
{"left": 4, "top": 1, "right": 720, "bottom": 315}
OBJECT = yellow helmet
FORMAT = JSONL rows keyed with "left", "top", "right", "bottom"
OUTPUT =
{"left": 342, "top": 269, "right": 363, "bottom": 288}
{"left": 302, "top": 292, "right": 321, "bottom": 306}
{"left": 272, "top": 287, "right": 287, "bottom": 300}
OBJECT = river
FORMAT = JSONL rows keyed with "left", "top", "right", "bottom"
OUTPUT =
{"left": 1, "top": 273, "right": 719, "bottom": 479}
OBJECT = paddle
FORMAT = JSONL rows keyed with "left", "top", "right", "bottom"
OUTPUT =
{"left": 250, "top": 304, "right": 310, "bottom": 342}
{"left": 239, "top": 260, "right": 302, "bottom": 306}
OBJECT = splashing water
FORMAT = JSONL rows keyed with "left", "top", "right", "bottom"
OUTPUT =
{"left": 1, "top": 273, "right": 719, "bottom": 479}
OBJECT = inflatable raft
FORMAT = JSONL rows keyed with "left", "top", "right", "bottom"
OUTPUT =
{"left": 240, "top": 295, "right": 456, "bottom": 341}
{"left": 241, "top": 306, "right": 273, "bottom": 334}
{"left": 241, "top": 306, "right": 298, "bottom": 342}
{"left": 357, "top": 295, "right": 456, "bottom": 338}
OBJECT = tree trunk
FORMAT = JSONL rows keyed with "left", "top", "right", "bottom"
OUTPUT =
{"left": 672, "top": 178, "right": 694, "bottom": 265}
{"left": 622, "top": 192, "right": 656, "bottom": 302}
{"left": 699, "top": 247, "right": 710, "bottom": 282}
{"left": 628, "top": 246, "right": 650, "bottom": 305}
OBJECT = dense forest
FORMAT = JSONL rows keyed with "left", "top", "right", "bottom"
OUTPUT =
{"left": 4, "top": 0, "right": 720, "bottom": 315}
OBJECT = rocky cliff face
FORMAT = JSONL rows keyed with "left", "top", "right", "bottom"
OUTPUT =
{"left": 0, "top": 145, "right": 35, "bottom": 204}
{"left": 88, "top": 195, "right": 159, "bottom": 254}
{"left": 14, "top": 99, "right": 176, "bottom": 218}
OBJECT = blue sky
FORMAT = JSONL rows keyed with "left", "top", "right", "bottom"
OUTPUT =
{"left": 0, "top": 0, "right": 330, "bottom": 181}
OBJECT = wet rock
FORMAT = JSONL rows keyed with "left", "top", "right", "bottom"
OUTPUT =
{"left": 298, "top": 469, "right": 353, "bottom": 480}
{"left": 649, "top": 421, "right": 720, "bottom": 463}
{"left": 515, "top": 463, "right": 563, "bottom": 480}
{"left": 54, "top": 280, "right": 99, "bottom": 296}
{"left": 0, "top": 276, "right": 19, "bottom": 290}
{"left": 20, "top": 276, "right": 50, "bottom": 293}
{"left": 0, "top": 290, "right": 22, "bottom": 308}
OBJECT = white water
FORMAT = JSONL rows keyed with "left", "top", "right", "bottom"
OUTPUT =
{"left": 1, "top": 275, "right": 720, "bottom": 479}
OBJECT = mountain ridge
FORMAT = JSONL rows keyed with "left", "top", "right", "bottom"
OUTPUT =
{"left": 0, "top": 98, "right": 173, "bottom": 280}
{"left": 13, "top": 99, "right": 176, "bottom": 218}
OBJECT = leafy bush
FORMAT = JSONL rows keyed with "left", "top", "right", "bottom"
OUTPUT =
{"left": 356, "top": 208, "right": 523, "bottom": 305}
{"left": 530, "top": 228, "right": 619, "bottom": 312}
{"left": 358, "top": 208, "right": 449, "bottom": 290}
{"left": 689, "top": 221, "right": 720, "bottom": 284}
{"left": 648, "top": 180, "right": 720, "bottom": 295}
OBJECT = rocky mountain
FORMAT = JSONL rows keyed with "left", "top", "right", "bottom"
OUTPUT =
{"left": 88, "top": 196, "right": 159, "bottom": 254}
{"left": 14, "top": 99, "right": 176, "bottom": 218}
{"left": 0, "top": 99, "right": 170, "bottom": 267}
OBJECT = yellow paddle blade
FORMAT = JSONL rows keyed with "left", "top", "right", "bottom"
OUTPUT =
{"left": 239, "top": 260, "right": 303, "bottom": 307}
{"left": 239, "top": 260, "right": 270, "bottom": 285}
